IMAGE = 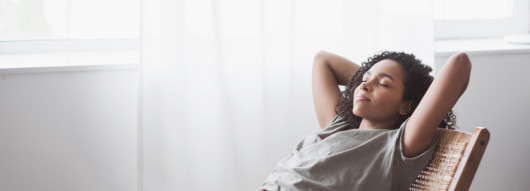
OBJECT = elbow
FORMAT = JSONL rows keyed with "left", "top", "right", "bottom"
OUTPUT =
{"left": 453, "top": 52, "right": 472, "bottom": 74}
{"left": 451, "top": 52, "right": 472, "bottom": 94}
{"left": 446, "top": 52, "right": 472, "bottom": 79}
{"left": 313, "top": 50, "right": 331, "bottom": 65}
{"left": 313, "top": 50, "right": 331, "bottom": 73}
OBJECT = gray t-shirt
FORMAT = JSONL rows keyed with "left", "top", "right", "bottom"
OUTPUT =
{"left": 258, "top": 116, "right": 438, "bottom": 191}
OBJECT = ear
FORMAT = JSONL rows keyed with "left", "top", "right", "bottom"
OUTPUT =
{"left": 399, "top": 101, "right": 413, "bottom": 115}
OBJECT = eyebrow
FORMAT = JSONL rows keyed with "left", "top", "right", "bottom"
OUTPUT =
{"left": 365, "top": 71, "right": 395, "bottom": 81}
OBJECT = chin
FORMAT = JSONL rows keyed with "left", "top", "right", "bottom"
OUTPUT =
{"left": 352, "top": 108, "right": 364, "bottom": 117}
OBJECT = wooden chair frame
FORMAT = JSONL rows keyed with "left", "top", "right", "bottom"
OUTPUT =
{"left": 409, "top": 127, "right": 490, "bottom": 191}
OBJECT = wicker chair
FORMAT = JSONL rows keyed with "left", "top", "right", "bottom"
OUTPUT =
{"left": 409, "top": 127, "right": 490, "bottom": 191}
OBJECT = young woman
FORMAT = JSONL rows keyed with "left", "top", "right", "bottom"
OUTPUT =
{"left": 258, "top": 51, "right": 471, "bottom": 191}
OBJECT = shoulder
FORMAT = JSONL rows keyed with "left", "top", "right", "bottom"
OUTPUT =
{"left": 321, "top": 115, "right": 349, "bottom": 131}
{"left": 396, "top": 119, "right": 439, "bottom": 167}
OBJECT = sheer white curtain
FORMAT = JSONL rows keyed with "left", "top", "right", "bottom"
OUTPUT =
{"left": 140, "top": 0, "right": 433, "bottom": 190}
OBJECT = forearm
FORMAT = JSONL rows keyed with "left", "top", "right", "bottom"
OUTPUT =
{"left": 313, "top": 51, "right": 360, "bottom": 86}
{"left": 312, "top": 51, "right": 359, "bottom": 128}
{"left": 312, "top": 56, "right": 342, "bottom": 128}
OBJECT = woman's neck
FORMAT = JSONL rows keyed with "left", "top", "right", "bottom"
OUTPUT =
{"left": 358, "top": 117, "right": 399, "bottom": 130}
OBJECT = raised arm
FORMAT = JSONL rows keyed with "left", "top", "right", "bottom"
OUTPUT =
{"left": 403, "top": 53, "right": 472, "bottom": 157}
{"left": 312, "top": 51, "right": 360, "bottom": 129}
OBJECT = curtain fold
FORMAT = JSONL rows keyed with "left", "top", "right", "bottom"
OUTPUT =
{"left": 140, "top": 0, "right": 433, "bottom": 190}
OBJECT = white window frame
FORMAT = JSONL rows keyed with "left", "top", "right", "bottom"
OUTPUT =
{"left": 0, "top": 39, "right": 139, "bottom": 73}
{"left": 434, "top": 0, "right": 530, "bottom": 39}
{"left": 0, "top": 39, "right": 138, "bottom": 54}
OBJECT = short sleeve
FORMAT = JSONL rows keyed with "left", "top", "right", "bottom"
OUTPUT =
{"left": 396, "top": 120, "right": 439, "bottom": 168}
{"left": 321, "top": 115, "right": 349, "bottom": 131}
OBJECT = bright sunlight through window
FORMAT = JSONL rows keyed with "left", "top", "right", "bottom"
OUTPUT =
{"left": 0, "top": 0, "right": 139, "bottom": 41}
{"left": 434, "top": 0, "right": 514, "bottom": 20}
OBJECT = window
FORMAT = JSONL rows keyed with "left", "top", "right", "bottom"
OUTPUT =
{"left": 434, "top": 0, "right": 530, "bottom": 39}
{"left": 0, "top": 0, "right": 139, "bottom": 53}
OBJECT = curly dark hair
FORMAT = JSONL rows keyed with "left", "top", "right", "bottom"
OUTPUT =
{"left": 336, "top": 51, "right": 456, "bottom": 130}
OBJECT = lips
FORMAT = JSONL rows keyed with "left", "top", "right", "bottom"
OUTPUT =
{"left": 355, "top": 94, "right": 371, "bottom": 102}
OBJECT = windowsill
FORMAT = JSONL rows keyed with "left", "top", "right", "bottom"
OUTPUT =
{"left": 0, "top": 50, "right": 138, "bottom": 74}
{"left": 435, "top": 37, "right": 530, "bottom": 57}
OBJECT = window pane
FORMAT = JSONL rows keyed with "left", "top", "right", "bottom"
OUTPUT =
{"left": 70, "top": 0, "right": 139, "bottom": 39}
{"left": 434, "top": 0, "right": 514, "bottom": 20}
{"left": 0, "top": 0, "right": 60, "bottom": 41}
{"left": 0, "top": 0, "right": 138, "bottom": 41}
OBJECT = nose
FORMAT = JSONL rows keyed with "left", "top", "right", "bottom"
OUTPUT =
{"left": 359, "top": 81, "right": 370, "bottom": 91}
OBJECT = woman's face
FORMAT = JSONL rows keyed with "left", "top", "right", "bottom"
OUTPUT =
{"left": 352, "top": 59, "right": 409, "bottom": 122}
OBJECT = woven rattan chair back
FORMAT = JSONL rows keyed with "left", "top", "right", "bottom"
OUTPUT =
{"left": 409, "top": 127, "right": 490, "bottom": 191}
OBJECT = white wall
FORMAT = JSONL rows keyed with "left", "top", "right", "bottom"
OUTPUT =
{"left": 0, "top": 67, "right": 138, "bottom": 191}
{"left": 435, "top": 52, "right": 530, "bottom": 191}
